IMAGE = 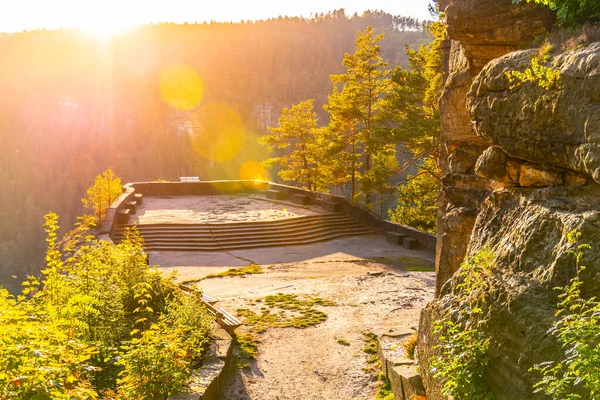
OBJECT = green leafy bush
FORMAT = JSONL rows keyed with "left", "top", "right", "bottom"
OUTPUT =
{"left": 388, "top": 158, "right": 439, "bottom": 233}
{"left": 532, "top": 231, "right": 599, "bottom": 399}
{"left": 0, "top": 213, "right": 213, "bottom": 399}
{"left": 81, "top": 168, "right": 123, "bottom": 224}
{"left": 430, "top": 249, "right": 496, "bottom": 400}
{"left": 506, "top": 57, "right": 561, "bottom": 90}
{"left": 515, "top": 0, "right": 600, "bottom": 25}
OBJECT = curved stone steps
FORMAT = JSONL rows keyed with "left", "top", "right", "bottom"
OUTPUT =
{"left": 124, "top": 226, "right": 372, "bottom": 246}
{"left": 111, "top": 213, "right": 372, "bottom": 252}
{"left": 142, "top": 229, "right": 373, "bottom": 252}
{"left": 112, "top": 220, "right": 361, "bottom": 240}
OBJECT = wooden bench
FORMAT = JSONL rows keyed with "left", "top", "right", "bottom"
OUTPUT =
{"left": 292, "top": 194, "right": 311, "bottom": 206}
{"left": 178, "top": 285, "right": 240, "bottom": 332}
{"left": 180, "top": 176, "right": 200, "bottom": 182}
{"left": 266, "top": 189, "right": 285, "bottom": 200}
{"left": 116, "top": 209, "right": 131, "bottom": 224}
{"left": 386, "top": 231, "right": 407, "bottom": 246}
{"left": 322, "top": 200, "right": 342, "bottom": 213}
{"left": 214, "top": 307, "right": 242, "bottom": 332}
{"left": 134, "top": 193, "right": 144, "bottom": 206}
{"left": 178, "top": 285, "right": 219, "bottom": 305}
{"left": 124, "top": 201, "right": 137, "bottom": 214}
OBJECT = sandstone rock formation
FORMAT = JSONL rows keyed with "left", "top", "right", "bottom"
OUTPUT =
{"left": 434, "top": 0, "right": 554, "bottom": 295}
{"left": 418, "top": 1, "right": 600, "bottom": 399}
{"left": 469, "top": 44, "right": 600, "bottom": 183}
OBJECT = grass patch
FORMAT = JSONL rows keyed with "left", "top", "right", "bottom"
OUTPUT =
{"left": 184, "top": 263, "right": 263, "bottom": 284}
{"left": 365, "top": 256, "right": 434, "bottom": 272}
{"left": 232, "top": 332, "right": 259, "bottom": 369}
{"left": 337, "top": 338, "right": 350, "bottom": 346}
{"left": 375, "top": 373, "right": 394, "bottom": 400}
{"left": 237, "top": 293, "right": 335, "bottom": 333}
{"left": 362, "top": 331, "right": 379, "bottom": 365}
{"left": 361, "top": 331, "right": 396, "bottom": 400}
{"left": 402, "top": 333, "right": 417, "bottom": 360}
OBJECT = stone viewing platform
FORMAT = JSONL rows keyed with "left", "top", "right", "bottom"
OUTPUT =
{"left": 128, "top": 194, "right": 326, "bottom": 225}
{"left": 100, "top": 181, "right": 437, "bottom": 253}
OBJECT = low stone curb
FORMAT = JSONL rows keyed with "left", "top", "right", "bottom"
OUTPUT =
{"left": 169, "top": 324, "right": 233, "bottom": 400}
{"left": 377, "top": 331, "right": 426, "bottom": 400}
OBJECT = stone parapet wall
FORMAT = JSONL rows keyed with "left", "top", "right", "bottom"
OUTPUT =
{"left": 98, "top": 180, "right": 437, "bottom": 252}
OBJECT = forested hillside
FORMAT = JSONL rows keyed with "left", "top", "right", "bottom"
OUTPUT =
{"left": 0, "top": 10, "right": 431, "bottom": 290}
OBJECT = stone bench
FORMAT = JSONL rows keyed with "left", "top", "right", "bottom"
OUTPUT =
{"left": 387, "top": 231, "right": 407, "bottom": 245}
{"left": 116, "top": 209, "right": 131, "bottom": 225}
{"left": 124, "top": 201, "right": 137, "bottom": 214}
{"left": 403, "top": 237, "right": 419, "bottom": 250}
{"left": 322, "top": 201, "right": 343, "bottom": 213}
{"left": 292, "top": 194, "right": 311, "bottom": 206}
{"left": 266, "top": 189, "right": 285, "bottom": 200}
{"left": 134, "top": 193, "right": 143, "bottom": 206}
{"left": 180, "top": 176, "right": 201, "bottom": 182}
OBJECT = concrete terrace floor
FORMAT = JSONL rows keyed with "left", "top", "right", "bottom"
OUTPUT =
{"left": 142, "top": 194, "right": 435, "bottom": 399}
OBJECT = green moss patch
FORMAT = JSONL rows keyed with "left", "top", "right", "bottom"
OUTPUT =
{"left": 183, "top": 263, "right": 263, "bottom": 284}
{"left": 237, "top": 293, "right": 335, "bottom": 333}
{"left": 365, "top": 256, "right": 434, "bottom": 272}
{"left": 232, "top": 332, "right": 259, "bottom": 369}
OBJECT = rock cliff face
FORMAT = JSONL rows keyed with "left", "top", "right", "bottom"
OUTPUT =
{"left": 420, "top": 0, "right": 600, "bottom": 398}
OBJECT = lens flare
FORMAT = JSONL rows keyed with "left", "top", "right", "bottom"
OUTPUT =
{"left": 240, "top": 161, "right": 270, "bottom": 189}
{"left": 240, "top": 160, "right": 269, "bottom": 181}
{"left": 192, "top": 103, "right": 245, "bottom": 162}
{"left": 159, "top": 65, "right": 204, "bottom": 110}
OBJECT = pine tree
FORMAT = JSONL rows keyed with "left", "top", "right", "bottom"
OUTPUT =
{"left": 325, "top": 26, "right": 391, "bottom": 206}
{"left": 259, "top": 100, "right": 325, "bottom": 191}
{"left": 81, "top": 168, "right": 123, "bottom": 224}
{"left": 382, "top": 22, "right": 445, "bottom": 232}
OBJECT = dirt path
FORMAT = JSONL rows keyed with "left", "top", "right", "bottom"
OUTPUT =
{"left": 171, "top": 250, "right": 434, "bottom": 400}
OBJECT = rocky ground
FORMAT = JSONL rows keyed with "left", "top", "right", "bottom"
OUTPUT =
{"left": 152, "top": 235, "right": 435, "bottom": 400}
{"left": 130, "top": 194, "right": 324, "bottom": 225}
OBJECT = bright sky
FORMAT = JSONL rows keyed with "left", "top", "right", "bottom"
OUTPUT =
{"left": 0, "top": 0, "right": 435, "bottom": 34}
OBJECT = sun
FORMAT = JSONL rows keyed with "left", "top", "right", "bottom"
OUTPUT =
{"left": 81, "top": 20, "right": 132, "bottom": 39}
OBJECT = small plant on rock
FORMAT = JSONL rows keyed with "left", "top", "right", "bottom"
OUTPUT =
{"left": 430, "top": 248, "right": 496, "bottom": 400}
{"left": 531, "top": 231, "right": 599, "bottom": 399}
{"left": 506, "top": 56, "right": 561, "bottom": 90}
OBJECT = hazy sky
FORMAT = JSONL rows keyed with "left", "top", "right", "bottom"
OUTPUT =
{"left": 1, "top": 0, "right": 435, "bottom": 34}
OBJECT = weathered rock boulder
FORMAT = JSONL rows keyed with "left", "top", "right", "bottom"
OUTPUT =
{"left": 469, "top": 43, "right": 600, "bottom": 183}
{"left": 420, "top": 5, "right": 600, "bottom": 397}
{"left": 420, "top": 35, "right": 600, "bottom": 399}
{"left": 434, "top": 0, "right": 553, "bottom": 296}
{"left": 421, "top": 185, "right": 600, "bottom": 399}
{"left": 445, "top": 0, "right": 554, "bottom": 70}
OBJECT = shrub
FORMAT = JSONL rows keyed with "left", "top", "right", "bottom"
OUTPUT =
{"left": 506, "top": 57, "right": 561, "bottom": 90}
{"left": 531, "top": 231, "right": 599, "bottom": 399}
{"left": 81, "top": 168, "right": 123, "bottom": 224}
{"left": 515, "top": 0, "right": 600, "bottom": 25}
{"left": 0, "top": 213, "right": 213, "bottom": 399}
{"left": 430, "top": 249, "right": 496, "bottom": 400}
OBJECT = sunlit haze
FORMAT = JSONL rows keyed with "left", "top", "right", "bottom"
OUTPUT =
{"left": 1, "top": 0, "right": 434, "bottom": 34}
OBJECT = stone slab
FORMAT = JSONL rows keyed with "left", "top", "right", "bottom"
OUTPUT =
{"left": 403, "top": 237, "right": 419, "bottom": 250}
{"left": 387, "top": 231, "right": 407, "bottom": 245}
{"left": 322, "top": 200, "right": 342, "bottom": 213}
{"left": 124, "top": 201, "right": 137, "bottom": 214}
{"left": 292, "top": 194, "right": 311, "bottom": 206}
{"left": 116, "top": 209, "right": 131, "bottom": 224}
{"left": 266, "top": 189, "right": 285, "bottom": 200}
